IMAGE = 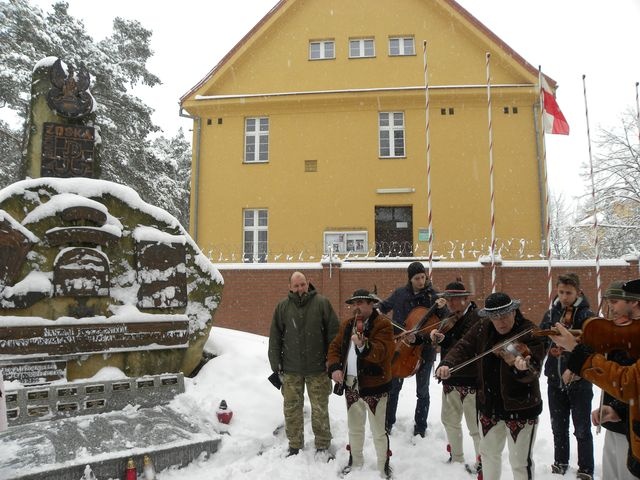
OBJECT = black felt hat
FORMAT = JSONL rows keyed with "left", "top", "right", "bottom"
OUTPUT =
{"left": 478, "top": 292, "right": 521, "bottom": 318}
{"left": 345, "top": 289, "right": 379, "bottom": 304}
{"left": 439, "top": 281, "right": 472, "bottom": 298}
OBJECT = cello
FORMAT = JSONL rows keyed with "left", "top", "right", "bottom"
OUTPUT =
{"left": 391, "top": 303, "right": 441, "bottom": 378}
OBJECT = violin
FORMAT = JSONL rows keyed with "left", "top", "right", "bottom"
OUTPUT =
{"left": 562, "top": 305, "right": 574, "bottom": 327}
{"left": 579, "top": 316, "right": 640, "bottom": 358}
{"left": 354, "top": 315, "right": 364, "bottom": 336}
{"left": 493, "top": 340, "right": 538, "bottom": 374}
{"left": 445, "top": 327, "right": 536, "bottom": 376}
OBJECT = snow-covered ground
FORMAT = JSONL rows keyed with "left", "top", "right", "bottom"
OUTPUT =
{"left": 153, "top": 327, "right": 606, "bottom": 480}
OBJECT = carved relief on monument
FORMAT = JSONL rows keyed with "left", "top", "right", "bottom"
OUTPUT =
{"left": 0, "top": 178, "right": 223, "bottom": 379}
{"left": 41, "top": 122, "right": 95, "bottom": 178}
{"left": 53, "top": 247, "right": 109, "bottom": 297}
{"left": 0, "top": 213, "right": 37, "bottom": 288}
{"left": 135, "top": 229, "right": 187, "bottom": 309}
{"left": 46, "top": 59, "right": 93, "bottom": 119}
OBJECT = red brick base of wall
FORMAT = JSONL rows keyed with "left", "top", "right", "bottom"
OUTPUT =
{"left": 213, "top": 259, "right": 640, "bottom": 337}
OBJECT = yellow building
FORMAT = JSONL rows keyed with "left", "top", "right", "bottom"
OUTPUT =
{"left": 180, "top": 0, "right": 558, "bottom": 262}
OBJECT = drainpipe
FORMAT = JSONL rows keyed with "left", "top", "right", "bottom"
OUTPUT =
{"left": 179, "top": 107, "right": 202, "bottom": 244}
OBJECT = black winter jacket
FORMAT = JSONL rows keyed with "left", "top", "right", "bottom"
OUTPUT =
{"left": 540, "top": 295, "right": 594, "bottom": 388}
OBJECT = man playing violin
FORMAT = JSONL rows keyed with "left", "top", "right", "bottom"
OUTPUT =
{"left": 552, "top": 279, "right": 640, "bottom": 480}
{"left": 539, "top": 273, "right": 595, "bottom": 479}
{"left": 379, "top": 261, "right": 447, "bottom": 438}
{"left": 430, "top": 280, "right": 482, "bottom": 475}
{"left": 327, "top": 289, "right": 395, "bottom": 478}
{"left": 435, "top": 292, "right": 545, "bottom": 480}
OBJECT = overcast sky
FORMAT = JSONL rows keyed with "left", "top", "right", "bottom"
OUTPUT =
{"left": 29, "top": 0, "right": 640, "bottom": 201}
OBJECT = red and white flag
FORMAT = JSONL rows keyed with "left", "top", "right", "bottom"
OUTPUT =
{"left": 541, "top": 76, "right": 570, "bottom": 135}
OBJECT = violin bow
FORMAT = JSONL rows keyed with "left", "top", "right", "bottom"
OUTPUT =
{"left": 447, "top": 326, "right": 535, "bottom": 375}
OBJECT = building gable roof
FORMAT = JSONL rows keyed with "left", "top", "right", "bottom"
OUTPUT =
{"left": 180, "top": 0, "right": 556, "bottom": 105}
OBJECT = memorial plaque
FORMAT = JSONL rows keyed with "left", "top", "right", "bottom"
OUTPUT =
{"left": 161, "top": 376, "right": 179, "bottom": 386}
{"left": 85, "top": 384, "right": 105, "bottom": 394}
{"left": 85, "top": 399, "right": 105, "bottom": 409}
{"left": 27, "top": 390, "right": 49, "bottom": 401}
{"left": 57, "top": 386, "right": 78, "bottom": 397}
{"left": 5, "top": 392, "right": 17, "bottom": 403}
{"left": 57, "top": 402, "right": 78, "bottom": 412}
{"left": 41, "top": 122, "right": 95, "bottom": 178}
{"left": 112, "top": 382, "right": 131, "bottom": 392}
{"left": 27, "top": 405, "right": 50, "bottom": 417}
{"left": 137, "top": 379, "right": 154, "bottom": 389}
{"left": 0, "top": 360, "right": 66, "bottom": 384}
{"left": 6, "top": 409, "right": 19, "bottom": 420}
{"left": 0, "top": 320, "right": 189, "bottom": 356}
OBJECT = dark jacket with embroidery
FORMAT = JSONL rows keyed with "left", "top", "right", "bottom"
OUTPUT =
{"left": 327, "top": 309, "right": 395, "bottom": 396}
{"left": 439, "top": 312, "right": 544, "bottom": 420}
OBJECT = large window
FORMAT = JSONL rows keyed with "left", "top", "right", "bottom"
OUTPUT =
{"left": 379, "top": 112, "right": 405, "bottom": 158}
{"left": 243, "top": 209, "right": 268, "bottom": 262}
{"left": 324, "top": 231, "right": 368, "bottom": 255}
{"left": 349, "top": 38, "right": 375, "bottom": 58}
{"left": 309, "top": 40, "right": 335, "bottom": 60}
{"left": 244, "top": 117, "right": 269, "bottom": 163}
{"left": 389, "top": 37, "right": 415, "bottom": 56}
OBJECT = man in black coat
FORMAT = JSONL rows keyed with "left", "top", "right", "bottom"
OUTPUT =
{"left": 539, "top": 273, "right": 594, "bottom": 479}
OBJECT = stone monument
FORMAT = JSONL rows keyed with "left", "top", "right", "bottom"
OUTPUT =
{"left": 0, "top": 57, "right": 224, "bottom": 479}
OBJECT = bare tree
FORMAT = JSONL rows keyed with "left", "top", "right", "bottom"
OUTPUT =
{"left": 548, "top": 192, "right": 575, "bottom": 258}
{"left": 577, "top": 110, "right": 640, "bottom": 258}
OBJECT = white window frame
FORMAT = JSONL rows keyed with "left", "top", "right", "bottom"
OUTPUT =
{"left": 243, "top": 209, "right": 268, "bottom": 263}
{"left": 389, "top": 36, "right": 415, "bottom": 56}
{"left": 324, "top": 231, "right": 368, "bottom": 255}
{"left": 378, "top": 112, "right": 405, "bottom": 158}
{"left": 309, "top": 40, "right": 335, "bottom": 60}
{"left": 244, "top": 117, "right": 269, "bottom": 163}
{"left": 349, "top": 38, "right": 375, "bottom": 58}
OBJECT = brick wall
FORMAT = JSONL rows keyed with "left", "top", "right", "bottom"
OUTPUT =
{"left": 213, "top": 259, "right": 640, "bottom": 336}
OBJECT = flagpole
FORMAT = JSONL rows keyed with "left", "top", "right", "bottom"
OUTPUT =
{"left": 636, "top": 82, "right": 640, "bottom": 274}
{"left": 485, "top": 52, "right": 497, "bottom": 293}
{"left": 423, "top": 40, "right": 434, "bottom": 281}
{"left": 582, "top": 74, "right": 603, "bottom": 315}
{"left": 539, "top": 67, "right": 554, "bottom": 310}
